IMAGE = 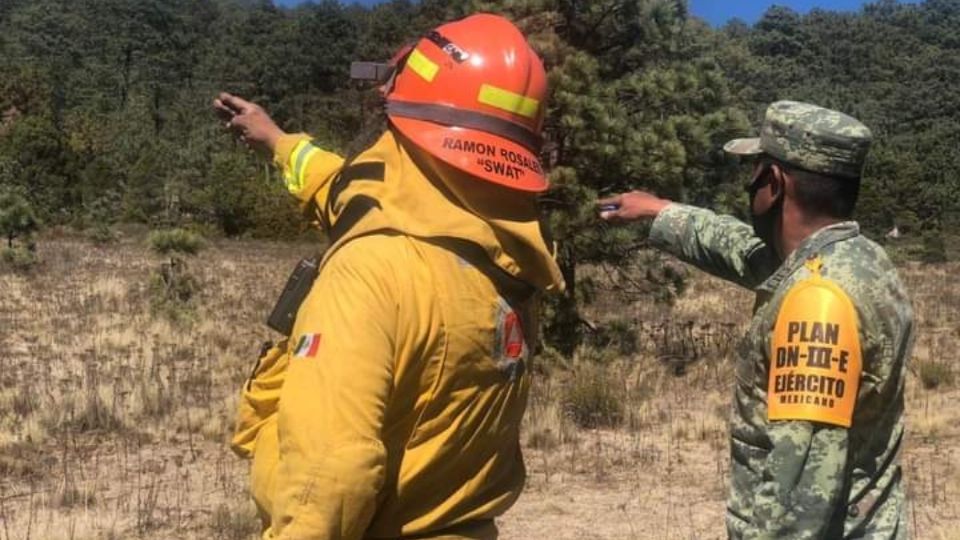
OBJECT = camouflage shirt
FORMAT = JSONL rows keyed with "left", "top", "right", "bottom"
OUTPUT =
{"left": 649, "top": 203, "right": 914, "bottom": 539}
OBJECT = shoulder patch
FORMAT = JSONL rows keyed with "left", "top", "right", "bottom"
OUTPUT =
{"left": 494, "top": 299, "right": 528, "bottom": 381}
{"left": 768, "top": 260, "right": 862, "bottom": 427}
{"left": 293, "top": 333, "right": 322, "bottom": 359}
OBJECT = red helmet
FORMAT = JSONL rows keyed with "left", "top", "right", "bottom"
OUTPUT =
{"left": 385, "top": 14, "right": 549, "bottom": 193}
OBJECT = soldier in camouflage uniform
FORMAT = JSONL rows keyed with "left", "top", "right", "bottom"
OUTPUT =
{"left": 599, "top": 101, "right": 915, "bottom": 539}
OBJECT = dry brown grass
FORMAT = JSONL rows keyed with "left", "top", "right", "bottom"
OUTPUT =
{"left": 0, "top": 236, "right": 285, "bottom": 539}
{"left": 0, "top": 238, "right": 956, "bottom": 539}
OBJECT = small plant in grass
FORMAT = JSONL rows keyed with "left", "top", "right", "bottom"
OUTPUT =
{"left": 920, "top": 231, "right": 948, "bottom": 263}
{"left": 917, "top": 360, "right": 954, "bottom": 390}
{"left": 87, "top": 222, "right": 118, "bottom": 245}
{"left": 588, "top": 318, "right": 639, "bottom": 356}
{"left": 0, "top": 186, "right": 38, "bottom": 249}
{"left": 211, "top": 502, "right": 260, "bottom": 540}
{"left": 0, "top": 442, "right": 46, "bottom": 479}
{"left": 56, "top": 484, "right": 97, "bottom": 509}
{"left": 80, "top": 195, "right": 121, "bottom": 245}
{"left": 0, "top": 186, "right": 39, "bottom": 271}
{"left": 562, "top": 357, "right": 625, "bottom": 429}
{"left": 149, "top": 228, "right": 205, "bottom": 255}
{"left": 148, "top": 228, "right": 205, "bottom": 322}
{"left": 526, "top": 428, "right": 560, "bottom": 450}
{"left": 1, "top": 244, "right": 37, "bottom": 271}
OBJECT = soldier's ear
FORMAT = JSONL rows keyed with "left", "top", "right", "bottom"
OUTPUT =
{"left": 768, "top": 163, "right": 787, "bottom": 201}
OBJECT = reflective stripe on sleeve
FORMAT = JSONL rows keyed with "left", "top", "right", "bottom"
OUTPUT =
{"left": 285, "top": 140, "right": 321, "bottom": 194}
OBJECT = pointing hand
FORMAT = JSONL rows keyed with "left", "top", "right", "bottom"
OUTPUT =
{"left": 597, "top": 191, "right": 671, "bottom": 222}
{"left": 213, "top": 92, "right": 285, "bottom": 156}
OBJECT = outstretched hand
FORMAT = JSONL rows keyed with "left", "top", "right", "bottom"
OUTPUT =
{"left": 597, "top": 191, "right": 672, "bottom": 222}
{"left": 213, "top": 92, "right": 285, "bottom": 157}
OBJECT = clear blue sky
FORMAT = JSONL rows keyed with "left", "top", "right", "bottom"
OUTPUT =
{"left": 276, "top": 0, "right": 923, "bottom": 26}
{"left": 689, "top": 0, "right": 922, "bottom": 26}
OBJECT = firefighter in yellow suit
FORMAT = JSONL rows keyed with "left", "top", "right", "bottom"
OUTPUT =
{"left": 215, "top": 14, "right": 563, "bottom": 540}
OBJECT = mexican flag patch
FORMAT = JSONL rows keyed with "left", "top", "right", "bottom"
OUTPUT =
{"left": 293, "top": 333, "right": 322, "bottom": 359}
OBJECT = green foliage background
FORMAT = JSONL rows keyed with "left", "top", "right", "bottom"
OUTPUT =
{"left": 1, "top": 0, "right": 956, "bottom": 342}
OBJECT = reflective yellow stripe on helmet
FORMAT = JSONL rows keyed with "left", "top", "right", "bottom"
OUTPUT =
{"left": 477, "top": 84, "right": 540, "bottom": 119}
{"left": 286, "top": 140, "right": 321, "bottom": 194}
{"left": 406, "top": 49, "right": 439, "bottom": 83}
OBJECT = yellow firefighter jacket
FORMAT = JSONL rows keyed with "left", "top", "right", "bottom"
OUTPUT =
{"left": 232, "top": 129, "right": 563, "bottom": 540}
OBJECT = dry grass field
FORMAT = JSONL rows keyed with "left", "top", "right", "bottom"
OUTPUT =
{"left": 0, "top": 235, "right": 957, "bottom": 539}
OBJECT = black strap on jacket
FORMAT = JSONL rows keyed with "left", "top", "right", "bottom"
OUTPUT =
{"left": 328, "top": 195, "right": 381, "bottom": 245}
{"left": 327, "top": 161, "right": 386, "bottom": 211}
{"left": 322, "top": 159, "right": 386, "bottom": 231}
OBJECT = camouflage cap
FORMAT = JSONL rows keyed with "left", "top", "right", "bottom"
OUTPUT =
{"left": 724, "top": 101, "right": 873, "bottom": 179}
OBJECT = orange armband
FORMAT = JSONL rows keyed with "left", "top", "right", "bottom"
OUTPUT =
{"left": 768, "top": 258, "right": 862, "bottom": 428}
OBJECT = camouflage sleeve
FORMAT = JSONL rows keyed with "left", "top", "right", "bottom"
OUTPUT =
{"left": 746, "top": 421, "right": 849, "bottom": 539}
{"left": 648, "top": 203, "right": 780, "bottom": 289}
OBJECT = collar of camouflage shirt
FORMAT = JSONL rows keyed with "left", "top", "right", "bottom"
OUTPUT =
{"left": 758, "top": 221, "right": 861, "bottom": 293}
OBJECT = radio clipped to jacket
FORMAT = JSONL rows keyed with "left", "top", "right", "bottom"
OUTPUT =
{"left": 266, "top": 256, "right": 320, "bottom": 336}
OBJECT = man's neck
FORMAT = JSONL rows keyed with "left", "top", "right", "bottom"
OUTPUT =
{"left": 777, "top": 215, "right": 843, "bottom": 260}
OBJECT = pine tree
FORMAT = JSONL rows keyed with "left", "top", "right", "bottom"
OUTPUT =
{"left": 0, "top": 186, "right": 38, "bottom": 248}
{"left": 464, "top": 0, "right": 752, "bottom": 353}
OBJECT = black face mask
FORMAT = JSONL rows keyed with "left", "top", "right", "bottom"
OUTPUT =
{"left": 751, "top": 193, "right": 783, "bottom": 247}
{"left": 748, "top": 164, "right": 782, "bottom": 247}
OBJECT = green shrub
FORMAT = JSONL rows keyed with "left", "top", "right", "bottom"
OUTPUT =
{"left": 0, "top": 246, "right": 38, "bottom": 271}
{"left": 0, "top": 187, "right": 39, "bottom": 249}
{"left": 148, "top": 228, "right": 205, "bottom": 255}
{"left": 148, "top": 257, "right": 200, "bottom": 324}
{"left": 588, "top": 319, "right": 639, "bottom": 356}
{"left": 562, "top": 361, "right": 624, "bottom": 429}
{"left": 87, "top": 223, "right": 118, "bottom": 245}
{"left": 917, "top": 360, "right": 954, "bottom": 390}
{"left": 541, "top": 293, "right": 583, "bottom": 357}
{"left": 147, "top": 229, "right": 204, "bottom": 324}
{"left": 526, "top": 428, "right": 559, "bottom": 451}
{"left": 920, "top": 232, "right": 948, "bottom": 263}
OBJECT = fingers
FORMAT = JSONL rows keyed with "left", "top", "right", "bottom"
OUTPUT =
{"left": 214, "top": 93, "right": 251, "bottom": 131}
{"left": 225, "top": 116, "right": 247, "bottom": 140}
{"left": 215, "top": 98, "right": 280, "bottom": 158}
{"left": 599, "top": 207, "right": 624, "bottom": 222}
{"left": 218, "top": 92, "right": 253, "bottom": 114}
{"left": 596, "top": 194, "right": 623, "bottom": 208}
{"left": 597, "top": 194, "right": 623, "bottom": 221}
{"left": 215, "top": 93, "right": 253, "bottom": 137}
{"left": 212, "top": 98, "right": 236, "bottom": 122}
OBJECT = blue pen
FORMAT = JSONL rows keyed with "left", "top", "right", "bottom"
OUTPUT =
{"left": 599, "top": 204, "right": 620, "bottom": 212}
